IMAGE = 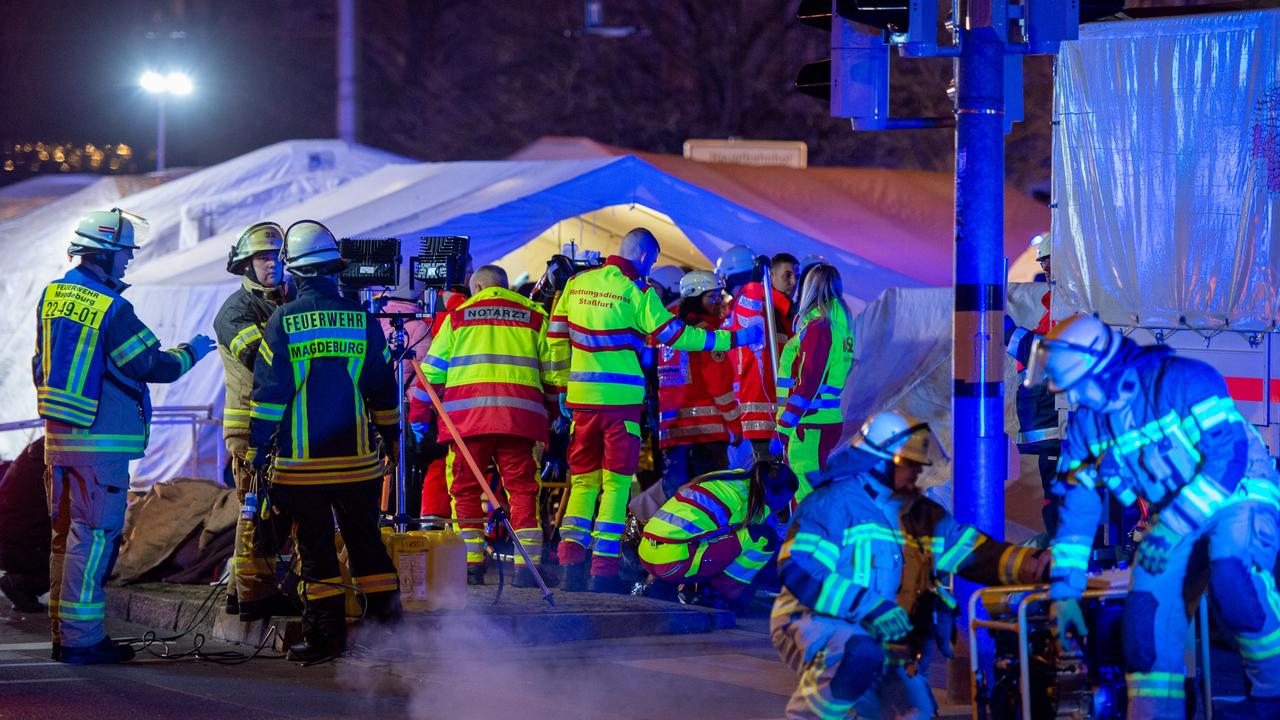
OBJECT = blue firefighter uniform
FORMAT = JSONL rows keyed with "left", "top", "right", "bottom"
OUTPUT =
{"left": 1048, "top": 339, "right": 1280, "bottom": 719}
{"left": 34, "top": 265, "right": 201, "bottom": 651}
{"left": 248, "top": 274, "right": 402, "bottom": 650}
{"left": 772, "top": 448, "right": 1049, "bottom": 719}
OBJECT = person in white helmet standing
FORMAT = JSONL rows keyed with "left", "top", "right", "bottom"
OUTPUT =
{"left": 34, "top": 209, "right": 216, "bottom": 664}
{"left": 247, "top": 220, "right": 403, "bottom": 663}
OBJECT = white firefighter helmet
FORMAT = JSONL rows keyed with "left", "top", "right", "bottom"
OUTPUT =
{"left": 852, "top": 410, "right": 944, "bottom": 466}
{"left": 70, "top": 208, "right": 147, "bottom": 255}
{"left": 1033, "top": 233, "right": 1051, "bottom": 261}
{"left": 679, "top": 269, "right": 725, "bottom": 299}
{"left": 647, "top": 265, "right": 685, "bottom": 297}
{"left": 227, "top": 221, "right": 285, "bottom": 275}
{"left": 1026, "top": 313, "right": 1121, "bottom": 392}
{"left": 282, "top": 220, "right": 342, "bottom": 274}
{"left": 715, "top": 245, "right": 755, "bottom": 281}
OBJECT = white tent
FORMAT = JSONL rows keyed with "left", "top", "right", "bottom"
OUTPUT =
{"left": 0, "top": 141, "right": 411, "bottom": 483}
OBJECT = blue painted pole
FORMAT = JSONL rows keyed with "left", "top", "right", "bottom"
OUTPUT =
{"left": 953, "top": 19, "right": 1007, "bottom": 544}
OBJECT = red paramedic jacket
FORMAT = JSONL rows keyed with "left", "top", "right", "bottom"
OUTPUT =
{"left": 725, "top": 281, "right": 792, "bottom": 439}
{"left": 656, "top": 309, "right": 741, "bottom": 448}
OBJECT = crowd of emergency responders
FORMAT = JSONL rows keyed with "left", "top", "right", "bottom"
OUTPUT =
{"left": 12, "top": 208, "right": 1280, "bottom": 719}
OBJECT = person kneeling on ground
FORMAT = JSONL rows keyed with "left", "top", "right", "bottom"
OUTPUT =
{"left": 771, "top": 411, "right": 1051, "bottom": 719}
{"left": 639, "top": 460, "right": 797, "bottom": 611}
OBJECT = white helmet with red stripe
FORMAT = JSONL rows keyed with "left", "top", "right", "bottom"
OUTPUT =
{"left": 71, "top": 208, "right": 147, "bottom": 255}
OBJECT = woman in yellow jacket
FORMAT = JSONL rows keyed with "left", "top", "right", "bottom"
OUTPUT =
{"left": 769, "top": 264, "right": 854, "bottom": 501}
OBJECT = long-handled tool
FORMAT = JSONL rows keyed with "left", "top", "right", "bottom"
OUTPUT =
{"left": 411, "top": 360, "right": 556, "bottom": 606}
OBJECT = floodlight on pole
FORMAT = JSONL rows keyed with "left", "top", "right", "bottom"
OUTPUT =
{"left": 138, "top": 70, "right": 195, "bottom": 171}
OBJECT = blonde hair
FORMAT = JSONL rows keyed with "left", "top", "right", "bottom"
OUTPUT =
{"left": 792, "top": 263, "right": 847, "bottom": 333}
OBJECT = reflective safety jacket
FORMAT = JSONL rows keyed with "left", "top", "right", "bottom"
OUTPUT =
{"left": 420, "top": 286, "right": 555, "bottom": 444}
{"left": 1050, "top": 341, "right": 1280, "bottom": 598}
{"left": 641, "top": 469, "right": 782, "bottom": 559}
{"left": 33, "top": 266, "right": 198, "bottom": 467}
{"left": 656, "top": 309, "right": 741, "bottom": 448}
{"left": 775, "top": 303, "right": 854, "bottom": 437}
{"left": 213, "top": 276, "right": 289, "bottom": 456}
{"left": 546, "top": 256, "right": 737, "bottom": 410}
{"left": 1004, "top": 292, "right": 1060, "bottom": 451}
{"left": 775, "top": 449, "right": 1047, "bottom": 628}
{"left": 726, "top": 282, "right": 792, "bottom": 439}
{"left": 248, "top": 276, "right": 400, "bottom": 485}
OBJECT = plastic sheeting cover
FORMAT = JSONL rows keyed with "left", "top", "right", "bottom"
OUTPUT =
{"left": 1053, "top": 10, "right": 1280, "bottom": 330}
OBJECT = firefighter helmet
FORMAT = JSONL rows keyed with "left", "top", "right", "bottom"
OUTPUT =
{"left": 852, "top": 411, "right": 941, "bottom": 466}
{"left": 1028, "top": 313, "right": 1121, "bottom": 392}
{"left": 715, "top": 245, "right": 755, "bottom": 280}
{"left": 679, "top": 269, "right": 725, "bottom": 299}
{"left": 282, "top": 220, "right": 342, "bottom": 274}
{"left": 227, "top": 221, "right": 285, "bottom": 275}
{"left": 648, "top": 265, "right": 684, "bottom": 297}
{"left": 1034, "top": 233, "right": 1051, "bottom": 261}
{"left": 70, "top": 208, "right": 146, "bottom": 255}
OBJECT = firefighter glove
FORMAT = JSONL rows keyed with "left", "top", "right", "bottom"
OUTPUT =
{"left": 410, "top": 422, "right": 428, "bottom": 444}
{"left": 186, "top": 334, "right": 216, "bottom": 363}
{"left": 248, "top": 447, "right": 269, "bottom": 473}
{"left": 1137, "top": 521, "right": 1178, "bottom": 575}
{"left": 1051, "top": 597, "right": 1088, "bottom": 643}
{"left": 558, "top": 392, "right": 572, "bottom": 420}
{"left": 865, "top": 600, "right": 912, "bottom": 643}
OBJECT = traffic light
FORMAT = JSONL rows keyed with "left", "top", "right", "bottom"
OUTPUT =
{"left": 796, "top": 0, "right": 892, "bottom": 129}
{"left": 835, "top": 0, "right": 940, "bottom": 57}
{"left": 1023, "top": 0, "right": 1126, "bottom": 54}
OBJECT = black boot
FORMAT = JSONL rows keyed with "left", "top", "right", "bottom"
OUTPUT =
{"left": 0, "top": 574, "right": 45, "bottom": 614}
{"left": 51, "top": 643, "right": 61, "bottom": 661}
{"left": 466, "top": 565, "right": 486, "bottom": 586}
{"left": 224, "top": 591, "right": 239, "bottom": 616}
{"left": 644, "top": 580, "right": 680, "bottom": 602}
{"left": 589, "top": 575, "right": 627, "bottom": 595}
{"left": 59, "top": 637, "right": 135, "bottom": 665}
{"left": 560, "top": 563, "right": 588, "bottom": 592}
{"left": 238, "top": 593, "right": 300, "bottom": 622}
{"left": 286, "top": 634, "right": 344, "bottom": 663}
{"left": 513, "top": 566, "right": 559, "bottom": 589}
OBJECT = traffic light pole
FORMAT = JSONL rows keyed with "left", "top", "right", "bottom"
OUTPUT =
{"left": 952, "top": 15, "right": 1007, "bottom": 544}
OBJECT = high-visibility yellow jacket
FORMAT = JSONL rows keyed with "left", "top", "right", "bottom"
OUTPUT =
{"left": 775, "top": 303, "right": 854, "bottom": 436}
{"left": 421, "top": 286, "right": 556, "bottom": 443}
{"left": 33, "top": 266, "right": 198, "bottom": 467}
{"left": 546, "top": 257, "right": 741, "bottom": 410}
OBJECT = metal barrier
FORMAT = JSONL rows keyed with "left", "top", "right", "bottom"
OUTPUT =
{"left": 0, "top": 405, "right": 224, "bottom": 481}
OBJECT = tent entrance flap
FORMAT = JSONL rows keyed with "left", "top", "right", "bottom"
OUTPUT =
{"left": 495, "top": 203, "right": 712, "bottom": 284}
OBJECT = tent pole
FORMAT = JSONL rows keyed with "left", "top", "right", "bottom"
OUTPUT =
{"left": 952, "top": 8, "right": 1007, "bottom": 547}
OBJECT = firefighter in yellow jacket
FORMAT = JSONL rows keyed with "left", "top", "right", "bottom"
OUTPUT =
{"left": 213, "top": 222, "right": 295, "bottom": 621}
{"left": 421, "top": 264, "right": 559, "bottom": 587}
{"left": 34, "top": 209, "right": 215, "bottom": 664}
{"left": 248, "top": 220, "right": 401, "bottom": 662}
{"left": 546, "top": 227, "right": 764, "bottom": 593}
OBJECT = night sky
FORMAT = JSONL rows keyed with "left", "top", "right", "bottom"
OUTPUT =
{"left": 0, "top": 0, "right": 1240, "bottom": 192}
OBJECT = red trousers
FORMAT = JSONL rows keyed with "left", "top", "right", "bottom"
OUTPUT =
{"left": 559, "top": 406, "right": 642, "bottom": 575}
{"left": 419, "top": 457, "right": 451, "bottom": 518}
{"left": 447, "top": 434, "right": 540, "bottom": 566}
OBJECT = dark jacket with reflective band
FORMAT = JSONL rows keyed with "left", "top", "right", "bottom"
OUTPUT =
{"left": 248, "top": 276, "right": 400, "bottom": 485}
{"left": 775, "top": 450, "right": 1047, "bottom": 626}
{"left": 33, "top": 266, "right": 197, "bottom": 469}
{"left": 213, "top": 276, "right": 289, "bottom": 456}
{"left": 1049, "top": 342, "right": 1280, "bottom": 597}
{"left": 421, "top": 286, "right": 554, "bottom": 443}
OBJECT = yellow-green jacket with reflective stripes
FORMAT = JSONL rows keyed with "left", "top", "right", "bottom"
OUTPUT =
{"left": 248, "top": 276, "right": 400, "bottom": 485}
{"left": 546, "top": 257, "right": 739, "bottom": 410}
{"left": 214, "top": 276, "right": 289, "bottom": 456}
{"left": 33, "top": 266, "right": 198, "bottom": 468}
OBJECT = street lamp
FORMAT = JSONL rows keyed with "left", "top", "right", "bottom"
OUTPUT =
{"left": 139, "top": 70, "right": 193, "bottom": 171}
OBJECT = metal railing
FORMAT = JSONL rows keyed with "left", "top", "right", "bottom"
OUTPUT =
{"left": 0, "top": 405, "right": 224, "bottom": 481}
